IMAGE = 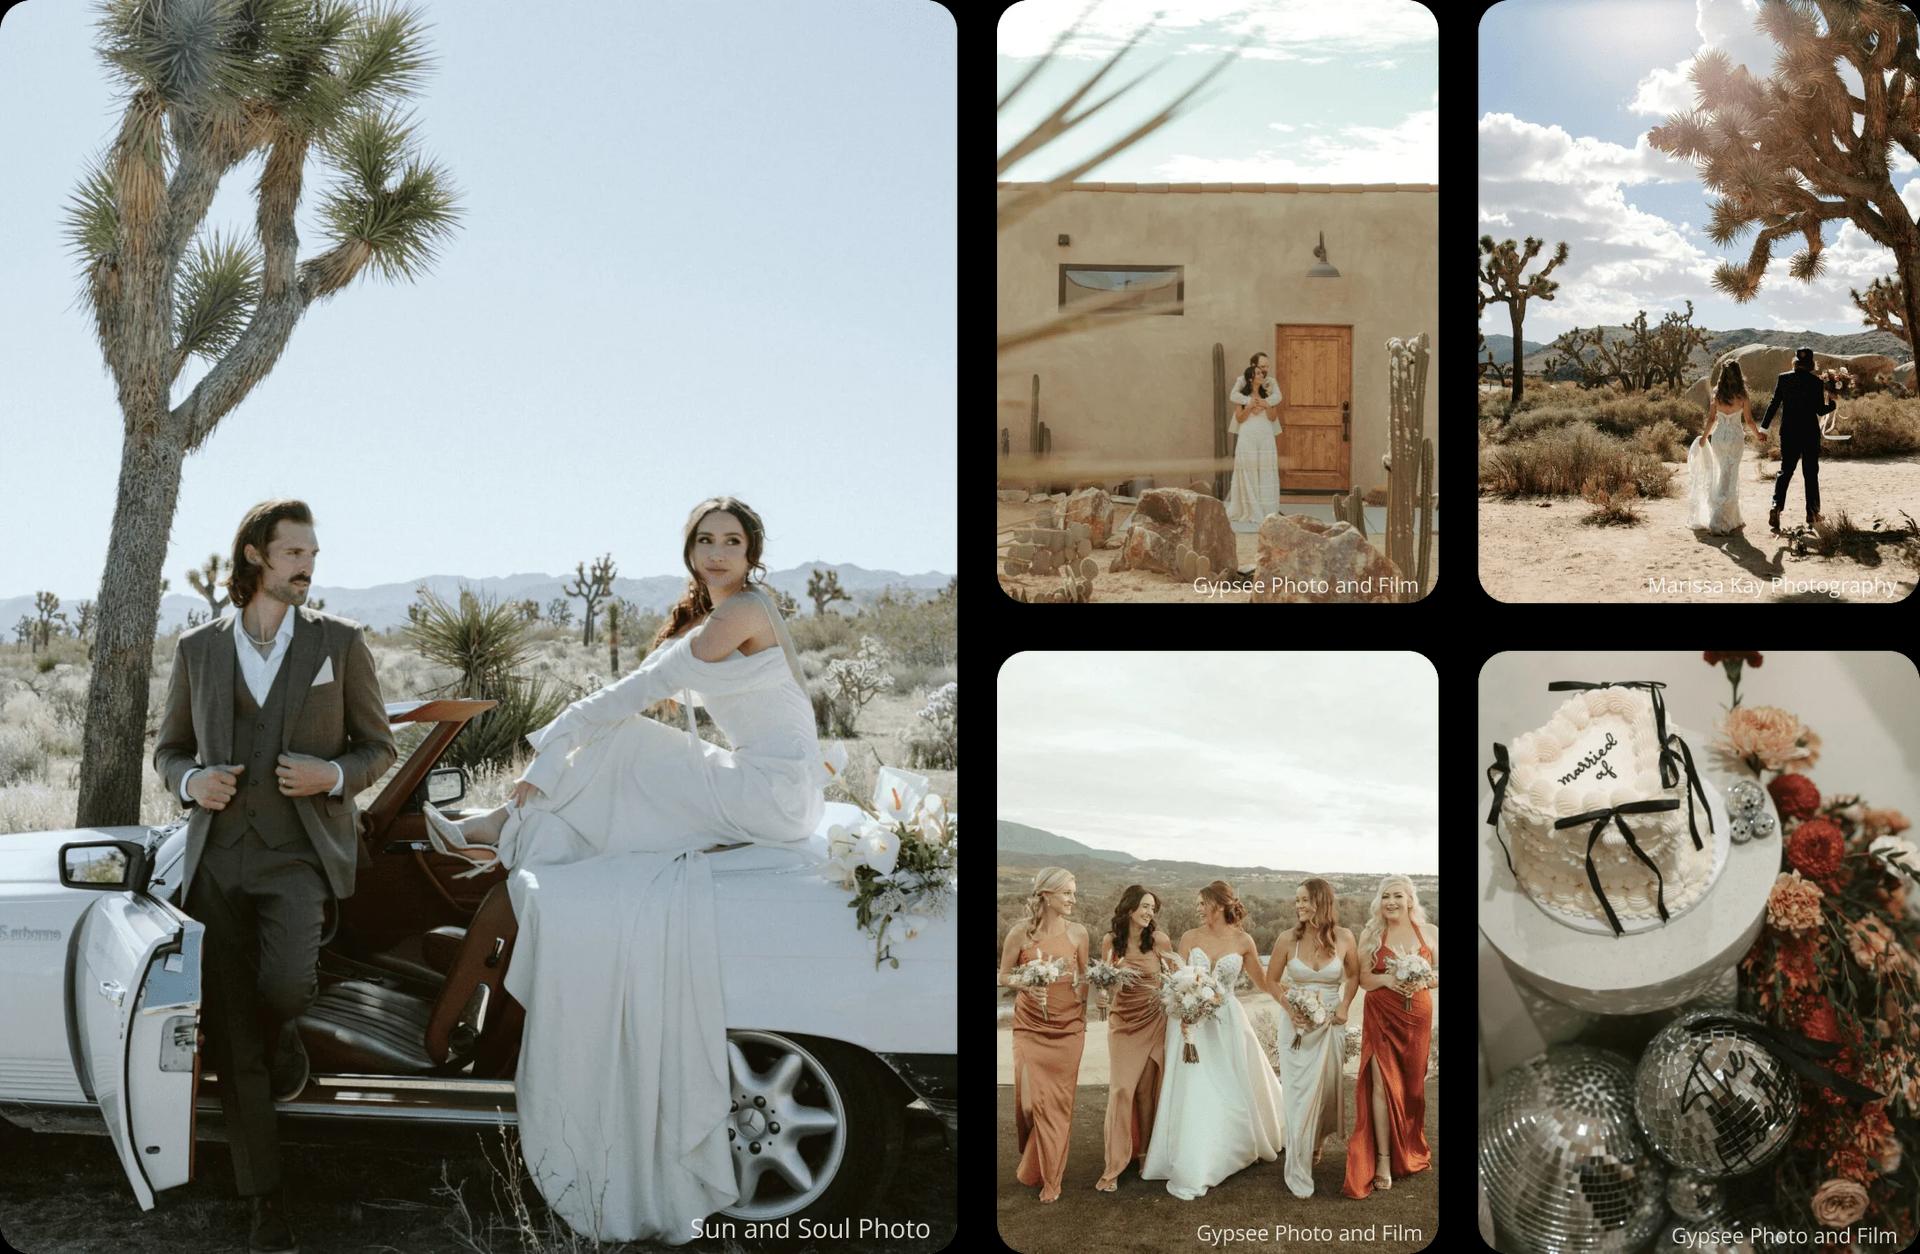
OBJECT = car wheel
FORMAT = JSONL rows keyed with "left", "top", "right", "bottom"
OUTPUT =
{"left": 718, "top": 1031, "right": 904, "bottom": 1223}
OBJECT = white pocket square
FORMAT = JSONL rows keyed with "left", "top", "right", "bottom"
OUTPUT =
{"left": 311, "top": 657, "right": 334, "bottom": 687}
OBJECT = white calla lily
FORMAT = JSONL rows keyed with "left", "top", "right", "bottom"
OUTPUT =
{"left": 857, "top": 824, "right": 902, "bottom": 877}
{"left": 873, "top": 766, "right": 930, "bottom": 823}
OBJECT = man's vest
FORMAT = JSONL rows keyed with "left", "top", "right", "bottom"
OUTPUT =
{"left": 208, "top": 648, "right": 306, "bottom": 850}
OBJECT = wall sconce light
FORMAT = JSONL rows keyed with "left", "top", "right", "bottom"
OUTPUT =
{"left": 1058, "top": 234, "right": 1071, "bottom": 246}
{"left": 1306, "top": 231, "right": 1340, "bottom": 278}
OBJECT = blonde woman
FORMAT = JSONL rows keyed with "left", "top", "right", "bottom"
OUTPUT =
{"left": 1342, "top": 875, "right": 1436, "bottom": 1198}
{"left": 998, "top": 868, "right": 1089, "bottom": 1203}
{"left": 1139, "top": 880, "right": 1285, "bottom": 1200}
{"left": 1265, "top": 877, "right": 1359, "bottom": 1198}
{"left": 1095, "top": 885, "right": 1175, "bottom": 1193}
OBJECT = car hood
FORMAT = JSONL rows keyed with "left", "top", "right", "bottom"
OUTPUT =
{"left": 0, "top": 826, "right": 153, "bottom": 884}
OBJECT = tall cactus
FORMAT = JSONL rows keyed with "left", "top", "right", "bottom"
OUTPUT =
{"left": 1386, "top": 333, "right": 1433, "bottom": 599}
{"left": 1212, "top": 342, "right": 1229, "bottom": 499}
{"left": 1415, "top": 434, "right": 1433, "bottom": 597}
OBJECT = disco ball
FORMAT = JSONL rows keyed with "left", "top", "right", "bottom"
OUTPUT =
{"left": 1748, "top": 809, "right": 1775, "bottom": 839}
{"left": 1728, "top": 816, "right": 1753, "bottom": 845}
{"left": 1634, "top": 1009, "right": 1797, "bottom": 1177}
{"left": 1480, "top": 1046, "right": 1667, "bottom": 1254}
{"left": 1666, "top": 1173, "right": 1727, "bottom": 1222}
{"left": 1725, "top": 779, "right": 1764, "bottom": 819}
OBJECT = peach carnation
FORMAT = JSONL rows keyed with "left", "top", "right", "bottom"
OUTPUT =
{"left": 1767, "top": 869, "right": 1824, "bottom": 934}
{"left": 1719, "top": 706, "right": 1818, "bottom": 775}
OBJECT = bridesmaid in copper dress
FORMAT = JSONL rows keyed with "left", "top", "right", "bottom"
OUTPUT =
{"left": 1094, "top": 886, "right": 1174, "bottom": 1193}
{"left": 1342, "top": 874, "right": 1437, "bottom": 1199}
{"left": 998, "top": 867, "right": 1089, "bottom": 1203}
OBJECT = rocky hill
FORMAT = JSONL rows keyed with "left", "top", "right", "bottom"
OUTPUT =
{"left": 1517, "top": 325, "right": 1912, "bottom": 381}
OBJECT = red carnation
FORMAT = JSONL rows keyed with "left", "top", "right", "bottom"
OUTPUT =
{"left": 1776, "top": 936, "right": 1822, "bottom": 991}
{"left": 1794, "top": 998, "right": 1842, "bottom": 1044}
{"left": 1770, "top": 772, "right": 1822, "bottom": 821}
{"left": 1703, "top": 651, "right": 1764, "bottom": 667}
{"left": 1788, "top": 818, "right": 1846, "bottom": 881}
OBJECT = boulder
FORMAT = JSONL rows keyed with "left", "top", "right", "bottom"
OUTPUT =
{"left": 997, "top": 489, "right": 1027, "bottom": 502}
{"left": 1109, "top": 488, "right": 1236, "bottom": 578}
{"left": 1683, "top": 344, "right": 1904, "bottom": 409}
{"left": 1060, "top": 487, "right": 1117, "bottom": 547}
{"left": 1897, "top": 361, "right": 1916, "bottom": 394}
{"left": 1249, "top": 514, "right": 1403, "bottom": 603}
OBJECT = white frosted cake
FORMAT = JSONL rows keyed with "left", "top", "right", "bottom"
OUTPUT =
{"left": 1495, "top": 686, "right": 1714, "bottom": 931}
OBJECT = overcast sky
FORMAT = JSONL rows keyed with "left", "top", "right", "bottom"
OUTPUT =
{"left": 0, "top": 0, "right": 953, "bottom": 601}
{"left": 998, "top": 651, "right": 1438, "bottom": 873}
{"left": 998, "top": 0, "right": 1437, "bottom": 184}
{"left": 1480, "top": 0, "right": 1920, "bottom": 339}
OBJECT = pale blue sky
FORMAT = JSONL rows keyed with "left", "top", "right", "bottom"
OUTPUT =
{"left": 1479, "top": 0, "right": 1920, "bottom": 340}
{"left": 998, "top": 651, "right": 1438, "bottom": 874}
{"left": 0, "top": 0, "right": 954, "bottom": 601}
{"left": 997, "top": 0, "right": 1437, "bottom": 184}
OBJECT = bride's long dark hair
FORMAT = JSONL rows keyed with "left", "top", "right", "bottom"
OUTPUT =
{"left": 650, "top": 496, "right": 772, "bottom": 651}
{"left": 1241, "top": 352, "right": 1274, "bottom": 402}
{"left": 1714, "top": 361, "right": 1748, "bottom": 406}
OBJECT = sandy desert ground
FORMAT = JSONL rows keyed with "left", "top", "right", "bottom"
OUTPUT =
{"left": 1480, "top": 454, "right": 1920, "bottom": 603}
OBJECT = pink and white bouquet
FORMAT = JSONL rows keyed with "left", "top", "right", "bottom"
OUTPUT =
{"left": 1284, "top": 985, "right": 1329, "bottom": 1049}
{"left": 1157, "top": 963, "right": 1226, "bottom": 1063}
{"left": 1007, "top": 954, "right": 1072, "bottom": 1021}
{"left": 1385, "top": 953, "right": 1433, "bottom": 1012}
{"left": 1083, "top": 959, "right": 1142, "bottom": 1022}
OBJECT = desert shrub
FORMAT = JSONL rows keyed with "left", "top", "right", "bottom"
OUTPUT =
{"left": 0, "top": 725, "right": 48, "bottom": 787}
{"left": 1579, "top": 478, "right": 1644, "bottom": 526}
{"left": 822, "top": 637, "right": 896, "bottom": 736}
{"left": 905, "top": 681, "right": 956, "bottom": 770}
{"left": 1480, "top": 423, "right": 1674, "bottom": 498}
{"left": 856, "top": 589, "right": 955, "bottom": 668}
{"left": 789, "top": 609, "right": 857, "bottom": 655}
{"left": 401, "top": 586, "right": 569, "bottom": 771}
{"left": 811, "top": 682, "right": 858, "bottom": 738}
{"left": 1493, "top": 392, "right": 1700, "bottom": 445}
{"left": 1632, "top": 418, "right": 1690, "bottom": 463}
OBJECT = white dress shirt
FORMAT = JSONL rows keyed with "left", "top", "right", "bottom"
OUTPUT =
{"left": 179, "top": 607, "right": 345, "bottom": 803}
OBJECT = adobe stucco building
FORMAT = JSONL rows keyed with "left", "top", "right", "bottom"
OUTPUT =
{"left": 997, "top": 181, "right": 1437, "bottom": 501}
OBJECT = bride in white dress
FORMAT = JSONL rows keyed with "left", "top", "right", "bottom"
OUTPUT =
{"left": 1223, "top": 353, "right": 1283, "bottom": 532}
{"left": 1264, "top": 877, "right": 1358, "bottom": 1198}
{"left": 1139, "top": 880, "right": 1286, "bottom": 1199}
{"left": 1687, "top": 361, "right": 1767, "bottom": 534}
{"left": 421, "top": 497, "right": 829, "bottom": 1244}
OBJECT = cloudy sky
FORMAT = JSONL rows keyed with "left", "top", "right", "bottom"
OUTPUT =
{"left": 998, "top": 0, "right": 1437, "bottom": 184}
{"left": 1479, "top": 0, "right": 1920, "bottom": 340}
{"left": 998, "top": 652, "right": 1437, "bottom": 874}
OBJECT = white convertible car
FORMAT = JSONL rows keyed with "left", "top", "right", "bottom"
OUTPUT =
{"left": 0, "top": 699, "right": 955, "bottom": 1221}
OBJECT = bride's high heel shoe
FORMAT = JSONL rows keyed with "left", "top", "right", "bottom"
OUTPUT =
{"left": 1373, "top": 1151, "right": 1392, "bottom": 1191}
{"left": 421, "top": 803, "right": 502, "bottom": 879}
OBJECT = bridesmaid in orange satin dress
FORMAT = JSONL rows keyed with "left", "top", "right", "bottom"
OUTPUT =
{"left": 1094, "top": 886, "right": 1174, "bottom": 1193}
{"left": 998, "top": 867, "right": 1089, "bottom": 1203}
{"left": 1342, "top": 874, "right": 1437, "bottom": 1199}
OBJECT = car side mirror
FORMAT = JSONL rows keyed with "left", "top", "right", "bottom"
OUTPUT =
{"left": 426, "top": 767, "right": 467, "bottom": 807}
{"left": 59, "top": 840, "right": 152, "bottom": 895}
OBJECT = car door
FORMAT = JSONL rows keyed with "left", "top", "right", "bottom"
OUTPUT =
{"left": 70, "top": 888, "right": 203, "bottom": 1209}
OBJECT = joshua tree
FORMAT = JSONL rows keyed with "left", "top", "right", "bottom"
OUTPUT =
{"left": 1849, "top": 274, "right": 1911, "bottom": 345}
{"left": 73, "top": 600, "right": 97, "bottom": 641}
{"left": 565, "top": 553, "right": 616, "bottom": 647}
{"left": 545, "top": 597, "right": 573, "bottom": 628}
{"left": 33, "top": 592, "right": 62, "bottom": 652}
{"left": 606, "top": 601, "right": 621, "bottom": 674}
{"left": 1649, "top": 5, "right": 1920, "bottom": 354}
{"left": 806, "top": 567, "right": 851, "bottom": 616}
{"left": 769, "top": 587, "right": 800, "bottom": 619}
{"left": 185, "top": 607, "right": 209, "bottom": 629}
{"left": 184, "top": 552, "right": 229, "bottom": 614}
{"left": 517, "top": 598, "right": 541, "bottom": 623}
{"left": 1549, "top": 326, "right": 1612, "bottom": 390}
{"left": 14, "top": 617, "right": 35, "bottom": 649}
{"left": 1650, "top": 301, "right": 1715, "bottom": 391}
{"left": 70, "top": 1, "right": 462, "bottom": 826}
{"left": 941, "top": 575, "right": 957, "bottom": 602}
{"left": 1478, "top": 236, "right": 1571, "bottom": 413}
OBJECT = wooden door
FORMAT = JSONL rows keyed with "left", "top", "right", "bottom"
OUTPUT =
{"left": 1275, "top": 325, "right": 1352, "bottom": 493}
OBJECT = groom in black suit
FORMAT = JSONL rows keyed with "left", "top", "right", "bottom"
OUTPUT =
{"left": 1759, "top": 346, "right": 1836, "bottom": 534}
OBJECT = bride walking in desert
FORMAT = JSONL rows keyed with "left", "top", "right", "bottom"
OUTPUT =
{"left": 1687, "top": 361, "right": 1768, "bottom": 536}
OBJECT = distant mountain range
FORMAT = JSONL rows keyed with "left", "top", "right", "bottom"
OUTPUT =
{"left": 1481, "top": 333, "right": 1548, "bottom": 366}
{"left": 998, "top": 820, "right": 1138, "bottom": 864}
{"left": 1512, "top": 325, "right": 1911, "bottom": 381}
{"left": 2, "top": 562, "right": 952, "bottom": 635}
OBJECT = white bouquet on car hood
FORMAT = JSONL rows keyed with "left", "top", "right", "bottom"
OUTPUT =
{"left": 820, "top": 759, "right": 956, "bottom": 970}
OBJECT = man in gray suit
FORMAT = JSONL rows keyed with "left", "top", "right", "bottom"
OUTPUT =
{"left": 155, "top": 499, "right": 395, "bottom": 1253}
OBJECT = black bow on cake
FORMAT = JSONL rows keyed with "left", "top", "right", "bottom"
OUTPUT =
{"left": 1487, "top": 742, "right": 1515, "bottom": 877}
{"left": 1547, "top": 680, "right": 1713, "bottom": 854}
{"left": 1556, "top": 799, "right": 1682, "bottom": 936}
